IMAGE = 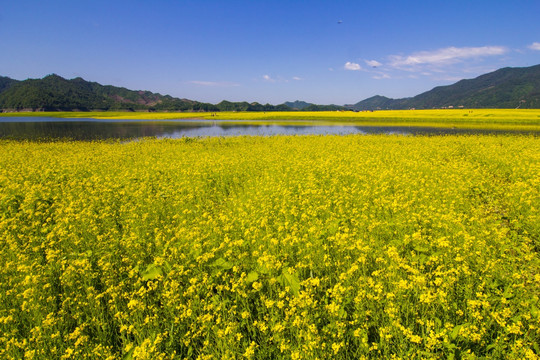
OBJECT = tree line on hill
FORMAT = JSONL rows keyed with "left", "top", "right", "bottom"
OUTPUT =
{"left": 0, "top": 74, "right": 345, "bottom": 112}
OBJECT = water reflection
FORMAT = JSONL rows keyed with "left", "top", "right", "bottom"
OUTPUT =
{"left": 161, "top": 124, "right": 368, "bottom": 138}
{"left": 0, "top": 118, "right": 537, "bottom": 140}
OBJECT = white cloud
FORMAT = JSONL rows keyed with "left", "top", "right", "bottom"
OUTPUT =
{"left": 389, "top": 46, "right": 507, "bottom": 68}
{"left": 189, "top": 80, "right": 240, "bottom": 87}
{"left": 344, "top": 62, "right": 362, "bottom": 71}
{"left": 365, "top": 60, "right": 382, "bottom": 67}
{"left": 292, "top": 76, "right": 302, "bottom": 81}
{"left": 372, "top": 73, "right": 391, "bottom": 79}
{"left": 262, "top": 74, "right": 293, "bottom": 83}
{"left": 529, "top": 42, "right": 540, "bottom": 50}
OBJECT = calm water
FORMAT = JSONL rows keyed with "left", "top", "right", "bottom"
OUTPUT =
{"left": 0, "top": 118, "right": 537, "bottom": 140}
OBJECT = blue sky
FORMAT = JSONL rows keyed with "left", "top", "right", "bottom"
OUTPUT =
{"left": 2, "top": 0, "right": 540, "bottom": 105}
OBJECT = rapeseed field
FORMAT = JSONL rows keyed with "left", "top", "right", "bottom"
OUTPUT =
{"left": 0, "top": 135, "right": 539, "bottom": 359}
{"left": 2, "top": 109, "right": 540, "bottom": 130}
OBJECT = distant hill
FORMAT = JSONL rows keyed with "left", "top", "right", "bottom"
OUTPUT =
{"left": 353, "top": 64, "right": 540, "bottom": 110}
{"left": 0, "top": 74, "right": 344, "bottom": 112}
{"left": 216, "top": 100, "right": 290, "bottom": 112}
{"left": 5, "top": 65, "right": 539, "bottom": 112}
{"left": 0, "top": 76, "right": 18, "bottom": 93}
{"left": 350, "top": 95, "right": 409, "bottom": 111}
{"left": 302, "top": 104, "right": 347, "bottom": 111}
{"left": 0, "top": 74, "right": 294, "bottom": 112}
{"left": 0, "top": 74, "right": 219, "bottom": 112}
{"left": 283, "top": 100, "right": 313, "bottom": 110}
{"left": 283, "top": 101, "right": 345, "bottom": 111}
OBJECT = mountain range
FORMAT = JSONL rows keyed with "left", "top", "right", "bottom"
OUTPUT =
{"left": 1, "top": 64, "right": 540, "bottom": 112}
{"left": 0, "top": 74, "right": 234, "bottom": 112}
{"left": 350, "top": 64, "right": 540, "bottom": 110}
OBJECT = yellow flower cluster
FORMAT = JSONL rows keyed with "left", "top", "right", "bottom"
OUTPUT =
{"left": 0, "top": 134, "right": 539, "bottom": 359}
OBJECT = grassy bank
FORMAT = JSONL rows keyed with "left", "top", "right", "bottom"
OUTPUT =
{"left": 2, "top": 109, "right": 540, "bottom": 130}
{"left": 1, "top": 135, "right": 539, "bottom": 359}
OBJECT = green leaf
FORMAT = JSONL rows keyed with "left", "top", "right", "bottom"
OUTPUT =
{"left": 503, "top": 286, "right": 514, "bottom": 299}
{"left": 450, "top": 324, "right": 463, "bottom": 340}
{"left": 162, "top": 260, "right": 172, "bottom": 273}
{"left": 213, "top": 257, "right": 233, "bottom": 270}
{"left": 246, "top": 271, "right": 259, "bottom": 283}
{"left": 123, "top": 347, "right": 134, "bottom": 360}
{"left": 141, "top": 264, "right": 163, "bottom": 281}
{"left": 191, "top": 248, "right": 202, "bottom": 258}
{"left": 279, "top": 268, "right": 300, "bottom": 296}
{"left": 533, "top": 342, "right": 540, "bottom": 355}
{"left": 257, "top": 263, "right": 270, "bottom": 274}
{"left": 414, "top": 245, "right": 429, "bottom": 253}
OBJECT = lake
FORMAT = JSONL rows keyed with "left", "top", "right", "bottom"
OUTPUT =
{"left": 0, "top": 118, "right": 537, "bottom": 140}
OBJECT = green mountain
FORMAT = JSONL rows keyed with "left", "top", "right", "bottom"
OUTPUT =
{"left": 353, "top": 64, "right": 540, "bottom": 110}
{"left": 216, "top": 100, "right": 290, "bottom": 112}
{"left": 0, "top": 74, "right": 348, "bottom": 112}
{"left": 302, "top": 104, "right": 346, "bottom": 111}
{"left": 282, "top": 100, "right": 346, "bottom": 111}
{"left": 283, "top": 100, "right": 313, "bottom": 110}
{"left": 5, "top": 65, "right": 539, "bottom": 112}
{"left": 0, "top": 76, "right": 19, "bottom": 93}
{"left": 0, "top": 74, "right": 218, "bottom": 112}
{"left": 349, "top": 95, "right": 409, "bottom": 111}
